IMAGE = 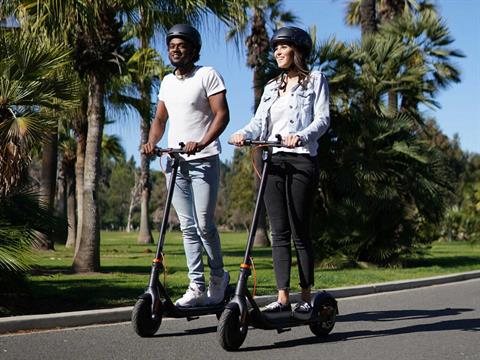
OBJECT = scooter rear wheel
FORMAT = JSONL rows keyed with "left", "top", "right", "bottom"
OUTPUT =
{"left": 132, "top": 297, "right": 162, "bottom": 337}
{"left": 217, "top": 308, "right": 248, "bottom": 351}
{"left": 309, "top": 298, "right": 336, "bottom": 337}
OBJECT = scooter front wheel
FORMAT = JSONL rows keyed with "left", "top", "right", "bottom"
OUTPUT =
{"left": 217, "top": 308, "right": 248, "bottom": 351}
{"left": 131, "top": 297, "right": 162, "bottom": 337}
{"left": 309, "top": 297, "right": 336, "bottom": 337}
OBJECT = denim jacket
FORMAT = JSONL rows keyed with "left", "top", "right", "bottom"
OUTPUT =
{"left": 236, "top": 70, "right": 330, "bottom": 156}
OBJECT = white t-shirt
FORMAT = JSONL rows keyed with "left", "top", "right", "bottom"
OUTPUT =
{"left": 268, "top": 94, "right": 309, "bottom": 155}
{"left": 158, "top": 66, "right": 226, "bottom": 161}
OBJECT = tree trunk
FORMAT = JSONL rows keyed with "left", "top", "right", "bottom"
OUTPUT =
{"left": 252, "top": 60, "right": 270, "bottom": 247}
{"left": 73, "top": 73, "right": 104, "bottom": 272}
{"left": 37, "top": 126, "right": 58, "bottom": 250}
{"left": 54, "top": 163, "right": 67, "bottom": 244}
{"left": 137, "top": 80, "right": 153, "bottom": 243}
{"left": 65, "top": 161, "right": 76, "bottom": 248}
{"left": 360, "top": 0, "right": 377, "bottom": 37}
{"left": 63, "top": 159, "right": 77, "bottom": 248}
{"left": 388, "top": 91, "right": 398, "bottom": 115}
{"left": 249, "top": 12, "right": 271, "bottom": 247}
{"left": 127, "top": 173, "right": 140, "bottom": 233}
{"left": 74, "top": 130, "right": 86, "bottom": 256}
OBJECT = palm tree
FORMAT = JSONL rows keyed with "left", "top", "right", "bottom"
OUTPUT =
{"left": 345, "top": 0, "right": 427, "bottom": 27}
{"left": 58, "top": 123, "right": 125, "bottom": 249}
{"left": 345, "top": 0, "right": 437, "bottom": 112}
{"left": 58, "top": 133, "right": 77, "bottom": 249}
{"left": 9, "top": 0, "right": 247, "bottom": 272}
{"left": 9, "top": 0, "right": 135, "bottom": 272}
{"left": 359, "top": 0, "right": 377, "bottom": 35}
{"left": 108, "top": 9, "right": 169, "bottom": 245}
{"left": 312, "top": 35, "right": 455, "bottom": 265}
{"left": 0, "top": 19, "right": 77, "bottom": 275}
{"left": 379, "top": 8, "right": 464, "bottom": 115}
{"left": 227, "top": 0, "right": 296, "bottom": 246}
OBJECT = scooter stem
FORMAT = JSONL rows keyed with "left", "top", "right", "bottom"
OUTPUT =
{"left": 155, "top": 153, "right": 180, "bottom": 259}
{"left": 242, "top": 148, "right": 270, "bottom": 265}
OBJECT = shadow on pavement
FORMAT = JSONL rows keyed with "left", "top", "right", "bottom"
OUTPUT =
{"left": 239, "top": 308, "right": 478, "bottom": 351}
{"left": 153, "top": 325, "right": 217, "bottom": 338}
{"left": 338, "top": 308, "right": 474, "bottom": 322}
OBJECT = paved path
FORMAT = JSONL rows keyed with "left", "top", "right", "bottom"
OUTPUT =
{"left": 1, "top": 270, "right": 479, "bottom": 334}
{"left": 1, "top": 278, "right": 479, "bottom": 360}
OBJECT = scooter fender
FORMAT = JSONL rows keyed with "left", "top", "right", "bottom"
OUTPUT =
{"left": 226, "top": 295, "right": 248, "bottom": 325}
{"left": 312, "top": 291, "right": 339, "bottom": 315}
{"left": 139, "top": 289, "right": 162, "bottom": 320}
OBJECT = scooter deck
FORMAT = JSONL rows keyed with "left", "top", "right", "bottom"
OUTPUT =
{"left": 162, "top": 302, "right": 225, "bottom": 318}
{"left": 248, "top": 308, "right": 320, "bottom": 330}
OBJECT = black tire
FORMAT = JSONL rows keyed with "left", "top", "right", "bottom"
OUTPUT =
{"left": 309, "top": 298, "right": 337, "bottom": 337}
{"left": 217, "top": 308, "right": 248, "bottom": 351}
{"left": 131, "top": 297, "right": 162, "bottom": 337}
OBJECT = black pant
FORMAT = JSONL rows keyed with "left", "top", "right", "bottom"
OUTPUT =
{"left": 263, "top": 152, "right": 318, "bottom": 291}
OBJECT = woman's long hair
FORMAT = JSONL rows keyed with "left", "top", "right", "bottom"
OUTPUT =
{"left": 277, "top": 45, "right": 310, "bottom": 91}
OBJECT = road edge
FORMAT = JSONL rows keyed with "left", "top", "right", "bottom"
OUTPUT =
{"left": 1, "top": 269, "right": 479, "bottom": 335}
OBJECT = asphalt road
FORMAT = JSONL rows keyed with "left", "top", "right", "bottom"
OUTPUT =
{"left": 1, "top": 278, "right": 479, "bottom": 360}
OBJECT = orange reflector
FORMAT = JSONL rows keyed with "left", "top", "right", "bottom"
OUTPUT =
{"left": 153, "top": 258, "right": 162, "bottom": 263}
{"left": 240, "top": 263, "right": 250, "bottom": 269}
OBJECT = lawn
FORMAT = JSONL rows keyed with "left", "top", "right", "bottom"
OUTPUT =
{"left": 3, "top": 231, "right": 480, "bottom": 316}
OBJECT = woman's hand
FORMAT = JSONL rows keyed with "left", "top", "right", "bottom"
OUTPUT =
{"left": 283, "top": 135, "right": 301, "bottom": 148}
{"left": 229, "top": 133, "right": 246, "bottom": 146}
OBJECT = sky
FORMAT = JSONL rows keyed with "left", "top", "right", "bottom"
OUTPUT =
{"left": 106, "top": 0, "right": 480, "bottom": 166}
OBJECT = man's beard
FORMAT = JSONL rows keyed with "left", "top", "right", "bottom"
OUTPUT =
{"left": 169, "top": 57, "right": 191, "bottom": 69}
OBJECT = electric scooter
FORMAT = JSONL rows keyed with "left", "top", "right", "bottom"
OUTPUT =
{"left": 132, "top": 144, "right": 234, "bottom": 337}
{"left": 217, "top": 136, "right": 338, "bottom": 351}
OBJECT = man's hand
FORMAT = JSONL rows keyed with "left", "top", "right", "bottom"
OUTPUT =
{"left": 142, "top": 142, "right": 156, "bottom": 155}
{"left": 183, "top": 141, "right": 205, "bottom": 155}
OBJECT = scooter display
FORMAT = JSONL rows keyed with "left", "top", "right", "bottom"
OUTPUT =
{"left": 217, "top": 136, "right": 338, "bottom": 351}
{"left": 132, "top": 144, "right": 234, "bottom": 337}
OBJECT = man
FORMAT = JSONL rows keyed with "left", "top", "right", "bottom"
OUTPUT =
{"left": 143, "top": 24, "right": 229, "bottom": 307}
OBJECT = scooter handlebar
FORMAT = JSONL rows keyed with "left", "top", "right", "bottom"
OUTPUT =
{"left": 228, "top": 134, "right": 302, "bottom": 147}
{"left": 152, "top": 142, "right": 186, "bottom": 156}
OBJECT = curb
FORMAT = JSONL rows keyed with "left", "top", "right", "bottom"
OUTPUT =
{"left": 1, "top": 269, "right": 479, "bottom": 335}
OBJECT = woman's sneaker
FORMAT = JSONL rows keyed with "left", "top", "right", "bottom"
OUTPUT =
{"left": 262, "top": 301, "right": 291, "bottom": 313}
{"left": 175, "top": 282, "right": 207, "bottom": 307}
{"left": 207, "top": 271, "right": 230, "bottom": 305}
{"left": 292, "top": 300, "right": 313, "bottom": 319}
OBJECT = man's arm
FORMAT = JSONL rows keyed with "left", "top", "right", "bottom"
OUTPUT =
{"left": 183, "top": 90, "right": 230, "bottom": 154}
{"left": 142, "top": 100, "right": 168, "bottom": 155}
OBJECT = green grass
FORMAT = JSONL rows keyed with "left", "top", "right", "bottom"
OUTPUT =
{"left": 3, "top": 232, "right": 480, "bottom": 316}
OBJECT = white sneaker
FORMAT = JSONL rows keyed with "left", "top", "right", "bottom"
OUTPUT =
{"left": 175, "top": 283, "right": 207, "bottom": 307}
{"left": 207, "top": 271, "right": 230, "bottom": 305}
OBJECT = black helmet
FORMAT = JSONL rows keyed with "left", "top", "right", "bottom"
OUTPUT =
{"left": 166, "top": 24, "right": 202, "bottom": 51}
{"left": 270, "top": 26, "right": 312, "bottom": 57}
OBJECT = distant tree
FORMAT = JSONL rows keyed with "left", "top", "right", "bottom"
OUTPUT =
{"left": 225, "top": 148, "right": 255, "bottom": 230}
{"left": 99, "top": 157, "right": 136, "bottom": 230}
{"left": 439, "top": 153, "right": 480, "bottom": 243}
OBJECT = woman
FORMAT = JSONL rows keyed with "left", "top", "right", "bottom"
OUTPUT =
{"left": 230, "top": 27, "right": 330, "bottom": 314}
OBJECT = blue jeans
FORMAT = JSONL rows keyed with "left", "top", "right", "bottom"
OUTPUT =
{"left": 166, "top": 155, "right": 224, "bottom": 291}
